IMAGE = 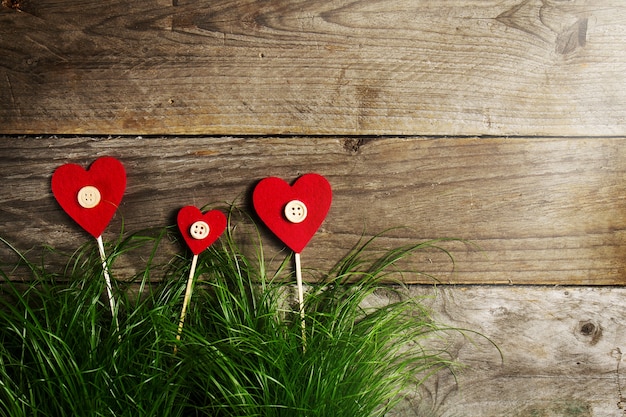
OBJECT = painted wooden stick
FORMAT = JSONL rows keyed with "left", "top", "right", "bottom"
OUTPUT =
{"left": 177, "top": 253, "right": 199, "bottom": 341}
{"left": 96, "top": 235, "right": 120, "bottom": 335}
{"left": 294, "top": 252, "right": 306, "bottom": 346}
{"left": 175, "top": 207, "right": 226, "bottom": 351}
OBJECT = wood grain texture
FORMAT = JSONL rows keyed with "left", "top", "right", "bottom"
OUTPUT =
{"left": 1, "top": 0, "right": 625, "bottom": 136}
{"left": 1, "top": 137, "right": 624, "bottom": 285}
{"left": 381, "top": 286, "right": 626, "bottom": 417}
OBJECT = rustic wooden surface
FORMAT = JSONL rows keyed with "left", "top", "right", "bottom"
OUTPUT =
{"left": 1, "top": 1, "right": 625, "bottom": 415}
{"left": 384, "top": 286, "right": 626, "bottom": 417}
{"left": 1, "top": 0, "right": 625, "bottom": 136}
{"left": 0, "top": 137, "right": 624, "bottom": 285}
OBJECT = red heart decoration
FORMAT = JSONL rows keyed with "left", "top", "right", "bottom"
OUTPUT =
{"left": 177, "top": 206, "right": 227, "bottom": 255}
{"left": 51, "top": 157, "right": 126, "bottom": 238}
{"left": 253, "top": 173, "right": 332, "bottom": 253}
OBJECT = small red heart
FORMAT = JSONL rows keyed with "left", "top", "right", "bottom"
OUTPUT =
{"left": 253, "top": 173, "right": 332, "bottom": 253}
{"left": 51, "top": 157, "right": 126, "bottom": 238}
{"left": 177, "top": 206, "right": 227, "bottom": 255}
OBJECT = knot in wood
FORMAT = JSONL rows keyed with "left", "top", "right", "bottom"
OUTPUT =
{"left": 580, "top": 322, "right": 595, "bottom": 336}
{"left": 576, "top": 320, "right": 603, "bottom": 346}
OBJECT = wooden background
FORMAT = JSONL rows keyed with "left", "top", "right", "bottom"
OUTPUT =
{"left": 1, "top": 1, "right": 625, "bottom": 416}
{"left": 1, "top": 0, "right": 625, "bottom": 136}
{"left": 1, "top": 137, "right": 625, "bottom": 286}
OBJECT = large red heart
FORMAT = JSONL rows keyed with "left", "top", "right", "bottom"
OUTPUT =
{"left": 253, "top": 173, "right": 332, "bottom": 253}
{"left": 51, "top": 157, "right": 126, "bottom": 238}
{"left": 177, "top": 206, "right": 227, "bottom": 255}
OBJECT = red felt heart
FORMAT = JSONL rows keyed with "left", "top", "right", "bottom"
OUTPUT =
{"left": 253, "top": 173, "right": 332, "bottom": 253}
{"left": 51, "top": 157, "right": 126, "bottom": 238}
{"left": 177, "top": 206, "right": 227, "bottom": 255}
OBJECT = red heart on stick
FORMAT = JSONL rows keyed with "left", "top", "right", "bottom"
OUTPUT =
{"left": 253, "top": 173, "right": 332, "bottom": 253}
{"left": 177, "top": 206, "right": 227, "bottom": 255}
{"left": 51, "top": 157, "right": 126, "bottom": 238}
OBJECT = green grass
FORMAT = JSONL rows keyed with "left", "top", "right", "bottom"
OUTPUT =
{"left": 0, "top": 215, "right": 472, "bottom": 417}
{"left": 0, "top": 230, "right": 189, "bottom": 416}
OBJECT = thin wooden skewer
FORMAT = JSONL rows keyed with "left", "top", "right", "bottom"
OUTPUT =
{"left": 177, "top": 253, "right": 199, "bottom": 341}
{"left": 96, "top": 235, "right": 120, "bottom": 335}
{"left": 294, "top": 252, "right": 306, "bottom": 348}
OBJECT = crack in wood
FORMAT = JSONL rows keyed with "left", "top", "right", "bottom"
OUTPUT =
{"left": 4, "top": 74, "right": 21, "bottom": 118}
{"left": 613, "top": 348, "right": 626, "bottom": 414}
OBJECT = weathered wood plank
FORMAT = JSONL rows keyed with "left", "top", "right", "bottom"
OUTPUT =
{"left": 1, "top": 137, "right": 624, "bottom": 285}
{"left": 1, "top": 1, "right": 625, "bottom": 136}
{"left": 383, "top": 286, "right": 626, "bottom": 417}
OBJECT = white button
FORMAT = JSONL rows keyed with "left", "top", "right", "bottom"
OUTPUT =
{"left": 284, "top": 200, "right": 307, "bottom": 223}
{"left": 190, "top": 221, "right": 210, "bottom": 239}
{"left": 77, "top": 186, "right": 101, "bottom": 208}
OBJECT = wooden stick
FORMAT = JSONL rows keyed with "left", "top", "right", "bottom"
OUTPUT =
{"left": 177, "top": 253, "right": 198, "bottom": 341}
{"left": 294, "top": 252, "right": 306, "bottom": 348}
{"left": 96, "top": 235, "right": 120, "bottom": 335}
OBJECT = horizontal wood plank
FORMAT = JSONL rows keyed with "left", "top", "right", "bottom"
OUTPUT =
{"left": 1, "top": 1, "right": 625, "bottom": 136}
{"left": 384, "top": 286, "right": 626, "bottom": 417}
{"left": 0, "top": 137, "right": 624, "bottom": 285}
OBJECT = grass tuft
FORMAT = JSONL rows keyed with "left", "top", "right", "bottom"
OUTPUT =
{"left": 0, "top": 216, "right": 479, "bottom": 416}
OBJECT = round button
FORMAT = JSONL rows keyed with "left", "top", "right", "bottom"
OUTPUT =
{"left": 190, "top": 221, "right": 210, "bottom": 240}
{"left": 77, "top": 186, "right": 101, "bottom": 209}
{"left": 284, "top": 200, "right": 307, "bottom": 223}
